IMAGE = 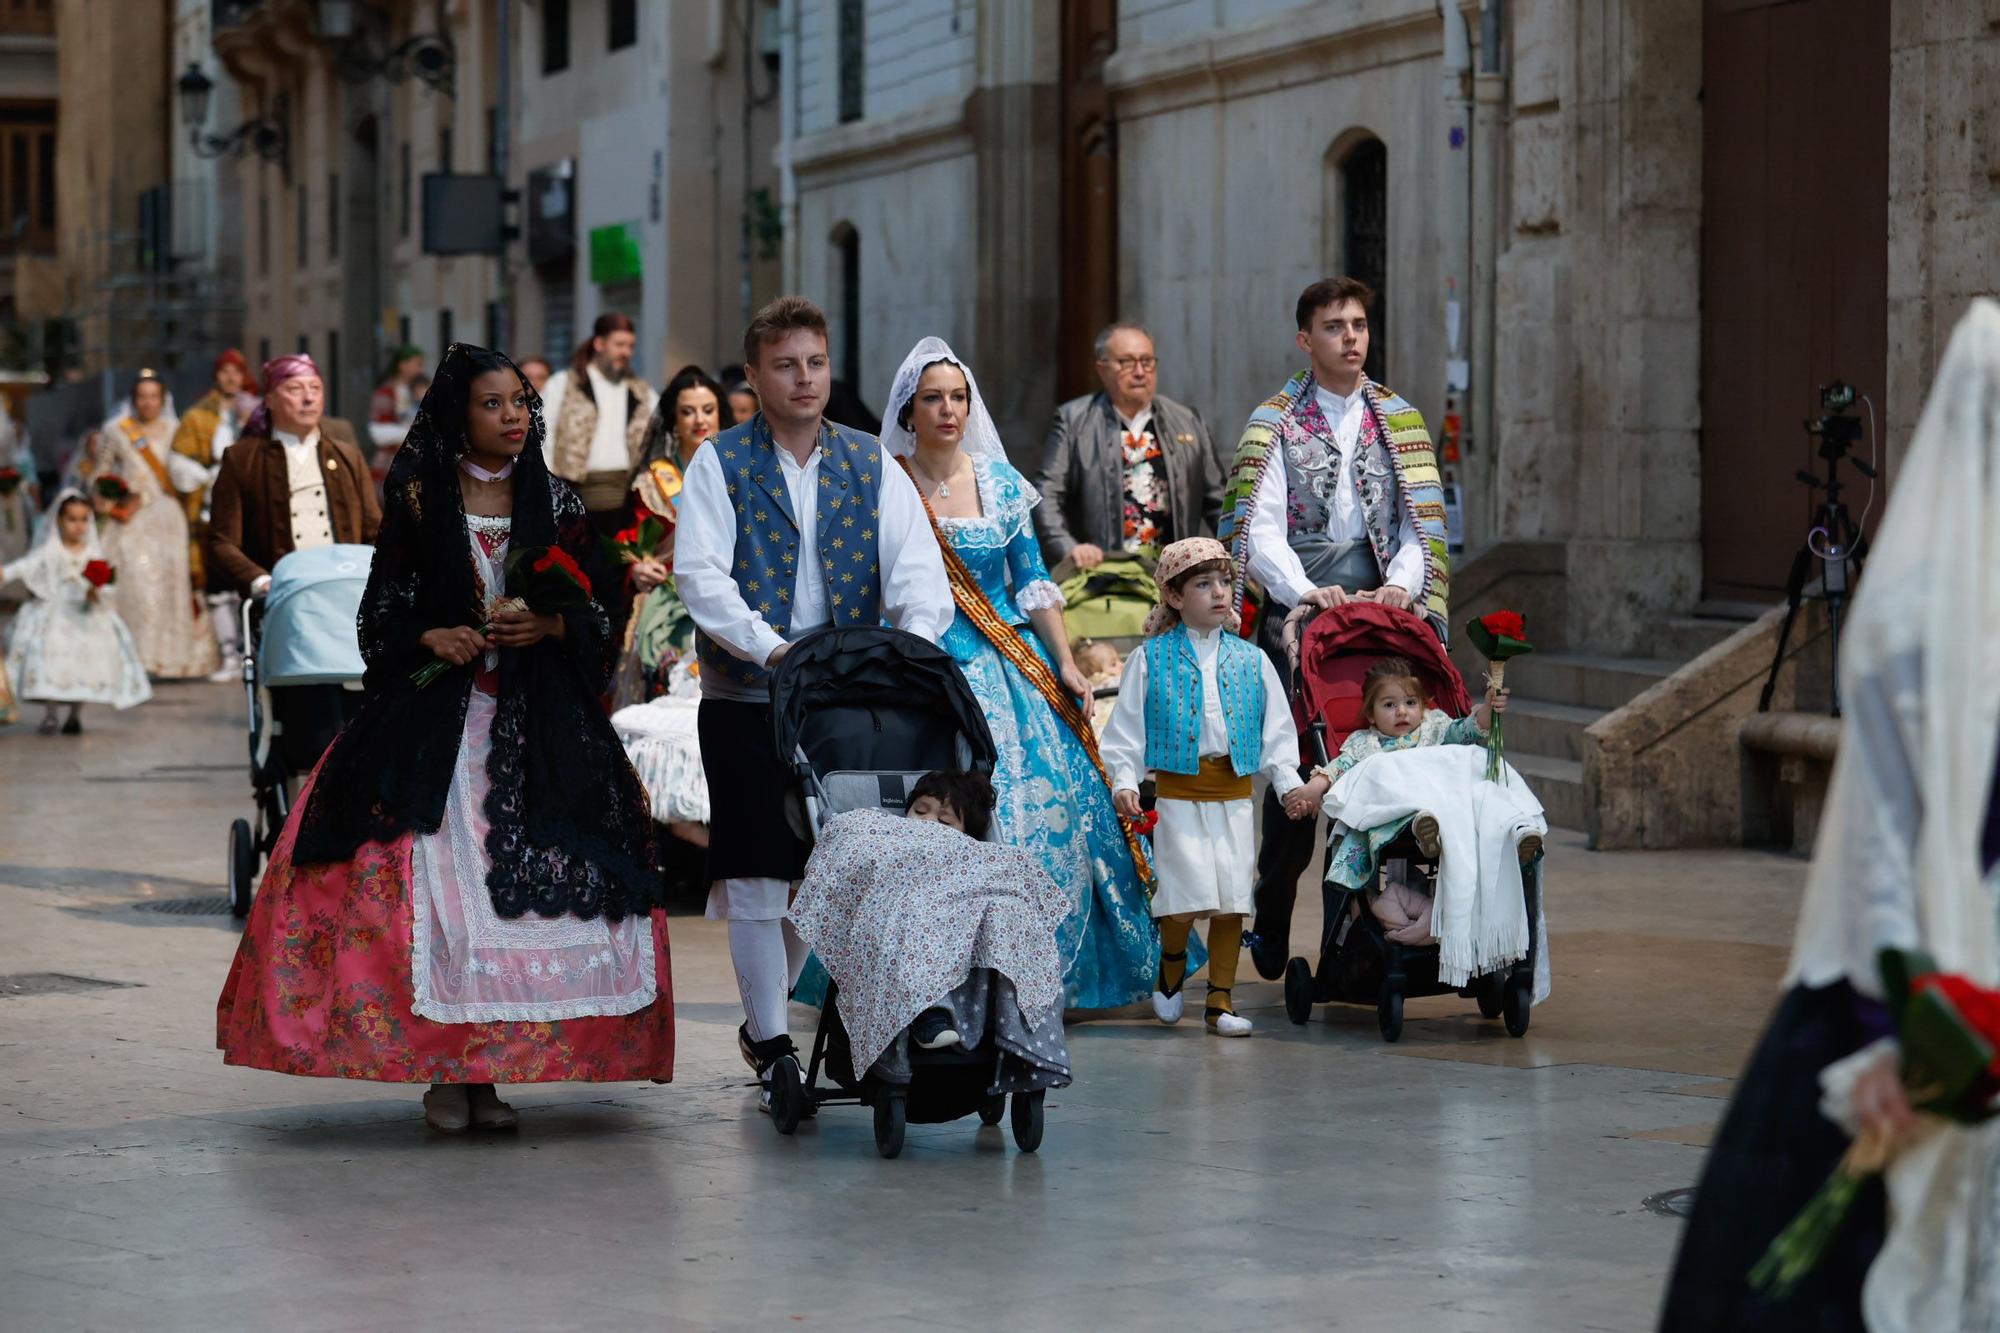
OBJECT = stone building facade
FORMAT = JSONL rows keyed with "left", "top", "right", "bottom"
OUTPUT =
{"left": 776, "top": 0, "right": 1062, "bottom": 449}
{"left": 509, "top": 0, "right": 782, "bottom": 383}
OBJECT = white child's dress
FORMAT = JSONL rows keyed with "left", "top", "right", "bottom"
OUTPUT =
{"left": 3, "top": 534, "right": 152, "bottom": 709}
{"left": 1100, "top": 627, "right": 1302, "bottom": 918}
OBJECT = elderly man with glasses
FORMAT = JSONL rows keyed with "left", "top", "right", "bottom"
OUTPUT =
{"left": 1035, "top": 322, "right": 1224, "bottom": 570}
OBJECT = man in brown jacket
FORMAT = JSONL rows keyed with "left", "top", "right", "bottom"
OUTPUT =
{"left": 207, "top": 353, "right": 381, "bottom": 599}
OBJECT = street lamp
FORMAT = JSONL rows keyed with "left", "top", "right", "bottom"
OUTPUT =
{"left": 320, "top": 0, "right": 456, "bottom": 98}
{"left": 177, "top": 63, "right": 288, "bottom": 170}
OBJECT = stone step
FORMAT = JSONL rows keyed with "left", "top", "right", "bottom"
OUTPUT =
{"left": 1510, "top": 751, "right": 1587, "bottom": 830}
{"left": 1501, "top": 699, "right": 1603, "bottom": 764}
{"left": 1501, "top": 653, "right": 1681, "bottom": 712}
{"left": 1662, "top": 615, "right": 1753, "bottom": 660}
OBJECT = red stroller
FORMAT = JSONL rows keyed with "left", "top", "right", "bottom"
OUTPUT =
{"left": 1281, "top": 602, "right": 1541, "bottom": 1042}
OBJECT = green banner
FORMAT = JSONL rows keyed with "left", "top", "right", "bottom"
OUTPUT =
{"left": 588, "top": 222, "right": 643, "bottom": 285}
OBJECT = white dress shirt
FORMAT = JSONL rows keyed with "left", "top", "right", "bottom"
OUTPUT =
{"left": 674, "top": 429, "right": 954, "bottom": 703}
{"left": 1099, "top": 625, "right": 1303, "bottom": 799}
{"left": 278, "top": 427, "right": 334, "bottom": 551}
{"left": 538, "top": 367, "right": 655, "bottom": 473}
{"left": 1244, "top": 385, "right": 1426, "bottom": 608}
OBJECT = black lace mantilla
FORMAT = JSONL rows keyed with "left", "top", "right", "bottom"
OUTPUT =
{"left": 293, "top": 344, "right": 658, "bottom": 921}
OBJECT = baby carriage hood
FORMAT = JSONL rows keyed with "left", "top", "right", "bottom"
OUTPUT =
{"left": 258, "top": 544, "right": 373, "bottom": 686}
{"left": 1058, "top": 555, "right": 1159, "bottom": 641}
{"left": 1298, "top": 602, "right": 1472, "bottom": 753}
{"left": 768, "top": 625, "right": 997, "bottom": 781}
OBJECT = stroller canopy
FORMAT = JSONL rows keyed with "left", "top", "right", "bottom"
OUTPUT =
{"left": 260, "top": 544, "right": 372, "bottom": 686}
{"left": 1297, "top": 602, "right": 1471, "bottom": 754}
{"left": 769, "top": 626, "right": 996, "bottom": 779}
{"left": 1059, "top": 555, "right": 1157, "bottom": 641}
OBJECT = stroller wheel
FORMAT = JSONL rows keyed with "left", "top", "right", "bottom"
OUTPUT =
{"left": 1503, "top": 980, "right": 1532, "bottom": 1038}
{"left": 977, "top": 1094, "right": 1006, "bottom": 1126}
{"left": 1010, "top": 1089, "right": 1045, "bottom": 1153}
{"left": 1283, "top": 957, "right": 1314, "bottom": 1026}
{"left": 1476, "top": 973, "right": 1506, "bottom": 1020}
{"left": 227, "top": 819, "right": 257, "bottom": 918}
{"left": 767, "top": 1054, "right": 805, "bottom": 1135}
{"left": 874, "top": 1091, "right": 907, "bottom": 1159}
{"left": 1377, "top": 988, "right": 1404, "bottom": 1043}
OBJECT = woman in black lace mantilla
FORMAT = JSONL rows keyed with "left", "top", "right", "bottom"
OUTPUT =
{"left": 219, "top": 345, "right": 673, "bottom": 1133}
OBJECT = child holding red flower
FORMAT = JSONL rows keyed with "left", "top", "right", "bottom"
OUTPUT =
{"left": 1, "top": 490, "right": 151, "bottom": 732}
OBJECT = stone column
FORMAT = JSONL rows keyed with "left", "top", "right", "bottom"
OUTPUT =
{"left": 970, "top": 0, "right": 1062, "bottom": 468}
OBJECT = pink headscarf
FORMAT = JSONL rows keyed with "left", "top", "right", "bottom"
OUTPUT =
{"left": 244, "top": 354, "right": 322, "bottom": 439}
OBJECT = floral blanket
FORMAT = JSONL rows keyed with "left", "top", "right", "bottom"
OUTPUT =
{"left": 788, "top": 809, "right": 1069, "bottom": 1073}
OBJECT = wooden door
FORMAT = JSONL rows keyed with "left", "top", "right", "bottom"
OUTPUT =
{"left": 1700, "top": 0, "right": 1887, "bottom": 601}
{"left": 1057, "top": 0, "right": 1117, "bottom": 402}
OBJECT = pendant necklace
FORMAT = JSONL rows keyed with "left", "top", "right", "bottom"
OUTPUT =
{"left": 912, "top": 455, "right": 957, "bottom": 500}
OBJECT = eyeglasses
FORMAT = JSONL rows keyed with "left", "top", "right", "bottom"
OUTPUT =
{"left": 1101, "top": 356, "right": 1157, "bottom": 373}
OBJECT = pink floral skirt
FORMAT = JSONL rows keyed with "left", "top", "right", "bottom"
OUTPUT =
{"left": 216, "top": 791, "right": 674, "bottom": 1086}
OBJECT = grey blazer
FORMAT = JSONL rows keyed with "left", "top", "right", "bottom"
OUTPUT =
{"left": 1033, "top": 391, "right": 1224, "bottom": 560}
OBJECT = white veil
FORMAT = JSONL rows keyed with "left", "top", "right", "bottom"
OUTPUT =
{"left": 877, "top": 336, "right": 1034, "bottom": 502}
{"left": 1782, "top": 299, "right": 2000, "bottom": 1331}
{"left": 1789, "top": 297, "right": 2000, "bottom": 991}
{"left": 12, "top": 488, "right": 104, "bottom": 603}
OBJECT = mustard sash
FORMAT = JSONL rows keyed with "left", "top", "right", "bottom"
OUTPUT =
{"left": 1153, "top": 756, "right": 1253, "bottom": 803}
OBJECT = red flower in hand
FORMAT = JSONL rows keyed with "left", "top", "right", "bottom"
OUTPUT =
{"left": 531, "top": 545, "right": 592, "bottom": 597}
{"left": 82, "top": 559, "right": 115, "bottom": 588}
{"left": 1912, "top": 973, "right": 2000, "bottom": 1081}
{"left": 613, "top": 525, "right": 641, "bottom": 545}
{"left": 1479, "top": 610, "right": 1526, "bottom": 641}
{"left": 1130, "top": 809, "right": 1159, "bottom": 837}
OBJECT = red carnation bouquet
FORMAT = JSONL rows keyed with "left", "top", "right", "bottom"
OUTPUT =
{"left": 1750, "top": 947, "right": 2000, "bottom": 1299}
{"left": 600, "top": 510, "right": 668, "bottom": 572}
{"left": 1465, "top": 609, "right": 1534, "bottom": 782}
{"left": 93, "top": 474, "right": 132, "bottom": 504}
{"left": 410, "top": 544, "right": 595, "bottom": 687}
{"left": 82, "top": 560, "right": 116, "bottom": 589}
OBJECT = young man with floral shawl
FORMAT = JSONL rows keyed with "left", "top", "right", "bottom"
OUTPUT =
{"left": 1215, "top": 277, "right": 1451, "bottom": 979}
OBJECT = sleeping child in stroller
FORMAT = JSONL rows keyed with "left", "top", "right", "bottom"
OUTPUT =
{"left": 1289, "top": 655, "right": 1547, "bottom": 986}
{"left": 787, "top": 769, "right": 1072, "bottom": 1092}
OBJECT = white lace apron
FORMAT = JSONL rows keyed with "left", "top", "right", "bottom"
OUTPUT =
{"left": 408, "top": 513, "right": 657, "bottom": 1022}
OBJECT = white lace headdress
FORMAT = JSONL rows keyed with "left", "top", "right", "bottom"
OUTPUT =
{"left": 877, "top": 336, "right": 1035, "bottom": 503}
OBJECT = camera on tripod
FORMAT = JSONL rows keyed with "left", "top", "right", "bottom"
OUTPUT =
{"left": 1800, "top": 380, "right": 1871, "bottom": 476}
{"left": 1760, "top": 379, "right": 1876, "bottom": 718}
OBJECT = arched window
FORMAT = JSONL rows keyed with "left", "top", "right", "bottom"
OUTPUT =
{"left": 1325, "top": 134, "right": 1388, "bottom": 384}
{"left": 831, "top": 222, "right": 860, "bottom": 389}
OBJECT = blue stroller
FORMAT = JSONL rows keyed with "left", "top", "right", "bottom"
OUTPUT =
{"left": 226, "top": 544, "right": 371, "bottom": 916}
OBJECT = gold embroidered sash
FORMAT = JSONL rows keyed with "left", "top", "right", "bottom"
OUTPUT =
{"left": 120, "top": 418, "right": 172, "bottom": 494}
{"left": 901, "top": 459, "right": 1153, "bottom": 887}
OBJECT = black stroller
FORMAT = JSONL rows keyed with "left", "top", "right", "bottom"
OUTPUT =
{"left": 764, "top": 625, "right": 1049, "bottom": 1158}
{"left": 225, "top": 545, "right": 370, "bottom": 917}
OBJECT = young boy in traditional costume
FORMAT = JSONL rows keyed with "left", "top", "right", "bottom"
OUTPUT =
{"left": 1099, "top": 538, "right": 1307, "bottom": 1036}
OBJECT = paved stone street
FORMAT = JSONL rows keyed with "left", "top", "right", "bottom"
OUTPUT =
{"left": 0, "top": 681, "right": 1805, "bottom": 1330}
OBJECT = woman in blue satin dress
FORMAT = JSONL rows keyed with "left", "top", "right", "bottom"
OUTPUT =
{"left": 876, "top": 337, "right": 1172, "bottom": 1010}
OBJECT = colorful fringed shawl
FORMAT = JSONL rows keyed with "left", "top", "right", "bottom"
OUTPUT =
{"left": 898, "top": 459, "right": 1155, "bottom": 890}
{"left": 1217, "top": 370, "right": 1449, "bottom": 638}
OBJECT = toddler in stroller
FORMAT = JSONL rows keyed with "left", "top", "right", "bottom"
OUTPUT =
{"left": 1280, "top": 602, "right": 1549, "bottom": 1042}
{"left": 766, "top": 626, "right": 1064, "bottom": 1158}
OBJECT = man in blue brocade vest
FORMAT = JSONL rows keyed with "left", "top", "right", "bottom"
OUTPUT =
{"left": 675, "top": 296, "right": 952, "bottom": 1114}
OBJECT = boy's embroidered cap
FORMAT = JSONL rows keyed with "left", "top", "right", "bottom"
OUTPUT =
{"left": 1144, "top": 537, "right": 1239, "bottom": 636}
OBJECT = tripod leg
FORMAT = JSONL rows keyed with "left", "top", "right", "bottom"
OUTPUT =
{"left": 1758, "top": 547, "right": 1812, "bottom": 712}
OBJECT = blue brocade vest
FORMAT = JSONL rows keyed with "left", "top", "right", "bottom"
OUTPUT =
{"left": 1143, "top": 624, "right": 1266, "bottom": 777}
{"left": 693, "top": 415, "right": 887, "bottom": 692}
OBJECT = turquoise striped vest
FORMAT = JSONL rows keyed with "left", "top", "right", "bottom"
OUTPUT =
{"left": 692, "top": 414, "right": 887, "bottom": 692}
{"left": 1143, "top": 624, "right": 1266, "bottom": 777}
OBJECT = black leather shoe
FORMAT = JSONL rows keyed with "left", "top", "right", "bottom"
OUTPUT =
{"left": 1249, "top": 920, "right": 1290, "bottom": 980}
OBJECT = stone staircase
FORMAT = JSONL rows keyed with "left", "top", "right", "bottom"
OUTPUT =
{"left": 1496, "top": 614, "right": 1752, "bottom": 830}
